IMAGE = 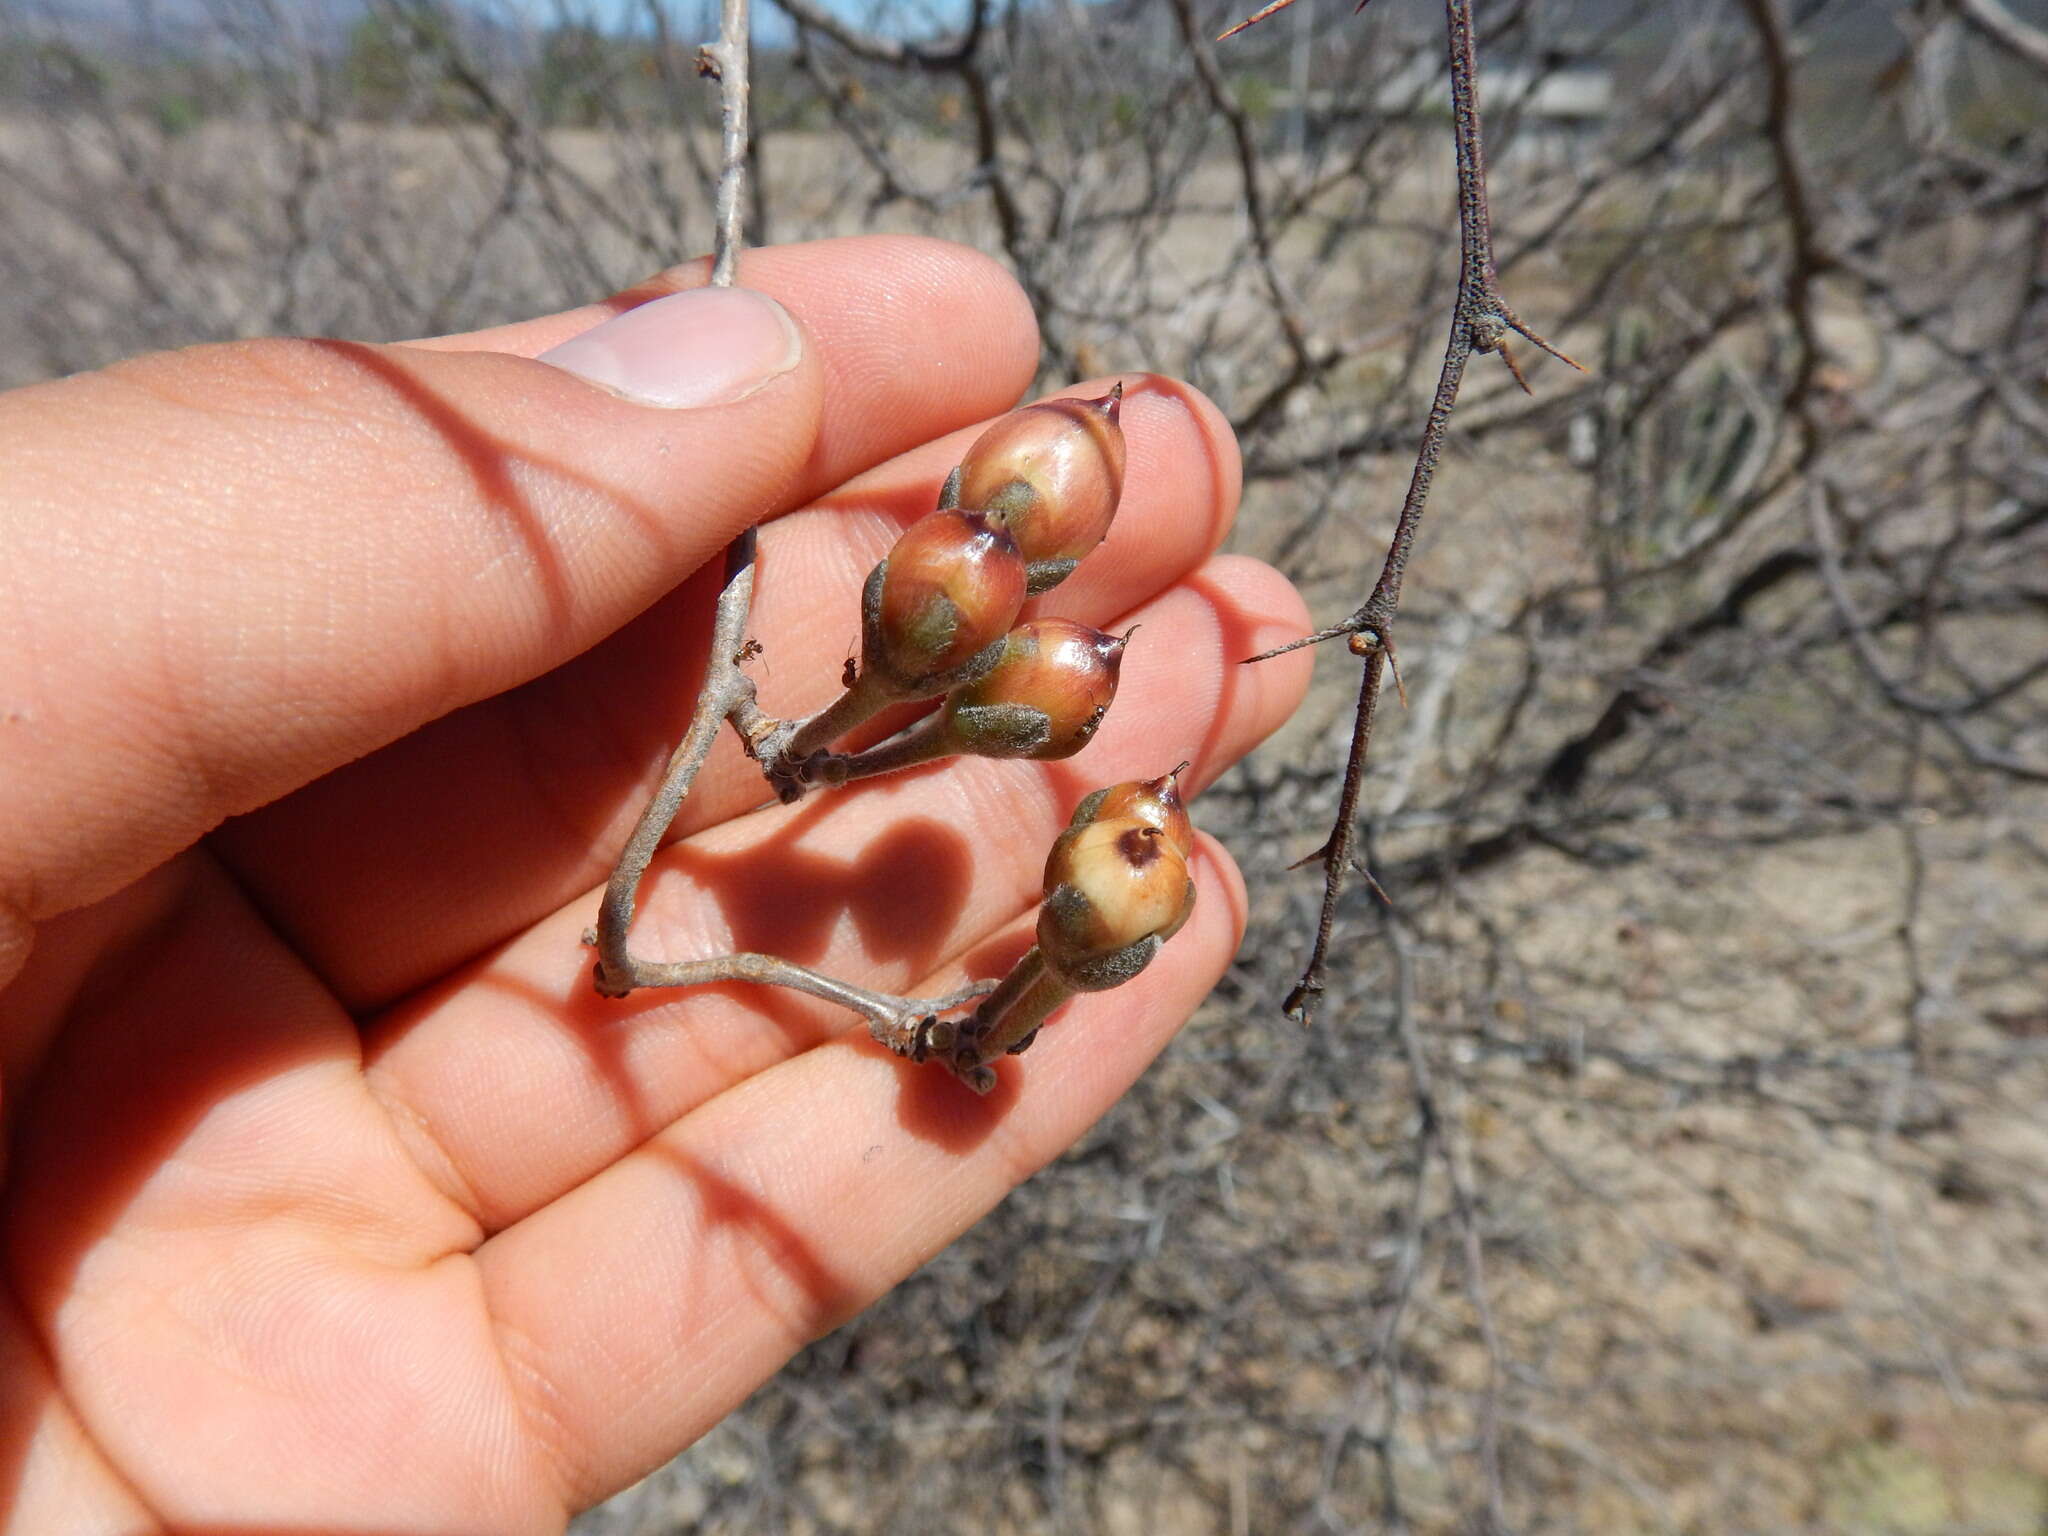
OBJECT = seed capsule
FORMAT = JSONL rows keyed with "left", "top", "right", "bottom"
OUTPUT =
{"left": 1037, "top": 813, "right": 1196, "bottom": 992}
{"left": 1063, "top": 765, "right": 1195, "bottom": 860}
{"left": 944, "top": 777, "right": 1201, "bottom": 1090}
{"left": 954, "top": 386, "right": 1126, "bottom": 594}
{"left": 938, "top": 619, "right": 1129, "bottom": 761}
{"left": 863, "top": 509, "right": 1027, "bottom": 693}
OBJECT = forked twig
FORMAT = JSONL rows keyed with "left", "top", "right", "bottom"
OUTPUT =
{"left": 1226, "top": 0, "right": 1583, "bottom": 1022}
{"left": 590, "top": 0, "right": 996, "bottom": 1047}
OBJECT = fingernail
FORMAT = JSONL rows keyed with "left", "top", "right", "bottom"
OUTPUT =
{"left": 538, "top": 286, "right": 803, "bottom": 408}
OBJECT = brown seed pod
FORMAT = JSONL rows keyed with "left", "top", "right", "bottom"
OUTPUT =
{"left": 1063, "top": 764, "right": 1195, "bottom": 860}
{"left": 937, "top": 619, "right": 1130, "bottom": 761}
{"left": 943, "top": 776, "right": 1200, "bottom": 1089}
{"left": 1037, "top": 814, "right": 1196, "bottom": 992}
{"left": 862, "top": 509, "right": 1027, "bottom": 694}
{"left": 952, "top": 386, "right": 1126, "bottom": 594}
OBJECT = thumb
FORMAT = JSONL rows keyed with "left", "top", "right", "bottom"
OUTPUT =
{"left": 0, "top": 284, "right": 821, "bottom": 977}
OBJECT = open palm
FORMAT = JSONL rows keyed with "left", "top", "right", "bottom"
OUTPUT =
{"left": 0, "top": 236, "right": 1310, "bottom": 1532}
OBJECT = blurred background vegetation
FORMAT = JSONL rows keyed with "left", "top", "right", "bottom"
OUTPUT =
{"left": 5, "top": 0, "right": 2047, "bottom": 1530}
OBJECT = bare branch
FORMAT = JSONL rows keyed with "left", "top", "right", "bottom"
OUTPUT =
{"left": 1951, "top": 0, "right": 2048, "bottom": 73}
{"left": 1240, "top": 0, "right": 1577, "bottom": 1022}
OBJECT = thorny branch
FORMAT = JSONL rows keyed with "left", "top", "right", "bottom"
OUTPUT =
{"left": 1225, "top": 0, "right": 1581, "bottom": 1022}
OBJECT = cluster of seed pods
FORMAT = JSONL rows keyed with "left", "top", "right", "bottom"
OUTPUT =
{"left": 789, "top": 385, "right": 1133, "bottom": 771}
{"left": 787, "top": 384, "right": 1200, "bottom": 1088}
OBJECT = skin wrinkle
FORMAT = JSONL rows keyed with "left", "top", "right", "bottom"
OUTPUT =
{"left": 363, "top": 1078, "right": 495, "bottom": 1239}
{"left": 484, "top": 1238, "right": 634, "bottom": 1509}
{"left": 192, "top": 922, "right": 476, "bottom": 1261}
{"left": 149, "top": 553, "right": 241, "bottom": 887}
{"left": 444, "top": 1250, "right": 575, "bottom": 1531}
{"left": 0, "top": 865, "right": 191, "bottom": 1144}
{"left": 2, "top": 1193, "right": 172, "bottom": 1534}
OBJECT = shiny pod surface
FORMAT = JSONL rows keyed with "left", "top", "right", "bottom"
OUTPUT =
{"left": 955, "top": 389, "right": 1125, "bottom": 592}
{"left": 1038, "top": 814, "right": 1194, "bottom": 968}
{"left": 1065, "top": 767, "right": 1195, "bottom": 860}
{"left": 866, "top": 508, "right": 1027, "bottom": 688}
{"left": 940, "top": 619, "right": 1128, "bottom": 760}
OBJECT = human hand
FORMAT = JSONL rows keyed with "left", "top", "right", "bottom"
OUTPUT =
{"left": 0, "top": 236, "right": 1310, "bottom": 1532}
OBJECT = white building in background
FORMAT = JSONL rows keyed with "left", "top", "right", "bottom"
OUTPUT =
{"left": 1277, "top": 56, "right": 1617, "bottom": 167}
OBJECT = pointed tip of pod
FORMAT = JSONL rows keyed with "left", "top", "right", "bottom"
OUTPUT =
{"left": 1076, "top": 768, "right": 1196, "bottom": 860}
{"left": 954, "top": 390, "right": 1127, "bottom": 583}
{"left": 1038, "top": 812, "right": 1195, "bottom": 982}
{"left": 1096, "top": 380, "right": 1124, "bottom": 426}
{"left": 1114, "top": 821, "right": 1167, "bottom": 867}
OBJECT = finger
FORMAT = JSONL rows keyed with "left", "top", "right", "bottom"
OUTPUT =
{"left": 0, "top": 235, "right": 1037, "bottom": 989}
{"left": 415, "top": 235, "right": 1039, "bottom": 525}
{"left": 362, "top": 556, "right": 1311, "bottom": 1232}
{"left": 211, "top": 374, "right": 1243, "bottom": 1009}
{"left": 475, "top": 835, "right": 1249, "bottom": 1510}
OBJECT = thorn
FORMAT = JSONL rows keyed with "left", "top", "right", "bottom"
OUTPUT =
{"left": 1350, "top": 858, "right": 1394, "bottom": 907}
{"left": 1242, "top": 622, "right": 1355, "bottom": 663}
{"left": 1288, "top": 839, "right": 1334, "bottom": 872}
{"left": 1496, "top": 339, "right": 1532, "bottom": 394}
{"left": 1382, "top": 631, "right": 1409, "bottom": 708}
{"left": 1502, "top": 307, "right": 1587, "bottom": 373}
{"left": 1216, "top": 0, "right": 1301, "bottom": 42}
